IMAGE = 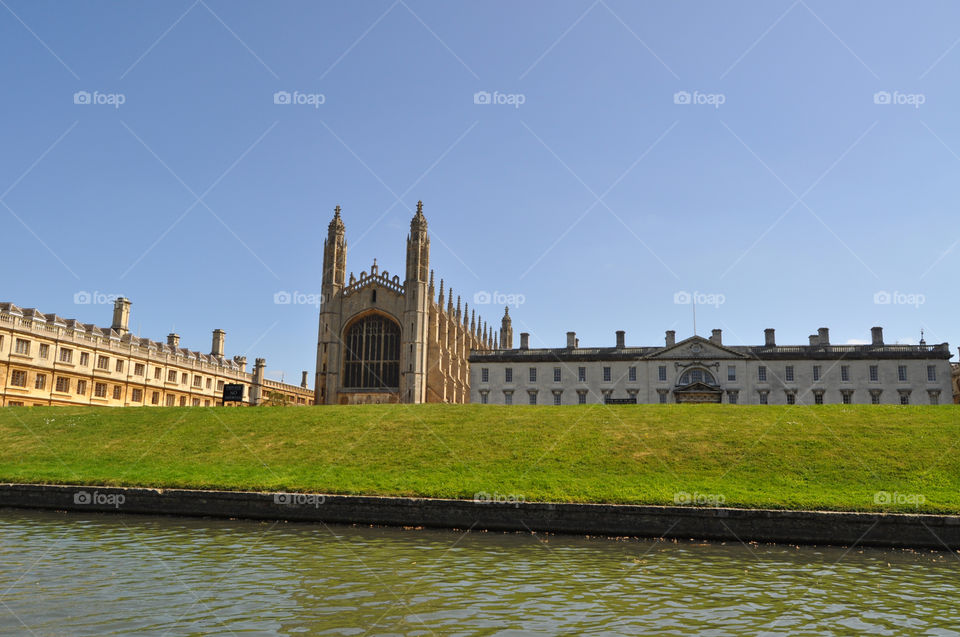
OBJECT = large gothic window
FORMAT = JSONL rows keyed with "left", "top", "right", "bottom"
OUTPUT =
{"left": 343, "top": 315, "right": 401, "bottom": 389}
{"left": 678, "top": 368, "right": 717, "bottom": 386}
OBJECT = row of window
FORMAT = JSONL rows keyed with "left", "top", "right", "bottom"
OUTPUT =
{"left": 7, "top": 369, "right": 225, "bottom": 405}
{"left": 6, "top": 338, "right": 232, "bottom": 388}
{"left": 480, "top": 363, "right": 938, "bottom": 384}
{"left": 478, "top": 388, "right": 941, "bottom": 405}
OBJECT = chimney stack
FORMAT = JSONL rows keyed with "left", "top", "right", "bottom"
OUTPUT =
{"left": 211, "top": 329, "right": 225, "bottom": 357}
{"left": 111, "top": 297, "right": 132, "bottom": 335}
{"left": 167, "top": 333, "right": 180, "bottom": 349}
{"left": 519, "top": 332, "right": 530, "bottom": 350}
{"left": 616, "top": 330, "right": 625, "bottom": 349}
{"left": 871, "top": 326, "right": 884, "bottom": 346}
{"left": 665, "top": 330, "right": 676, "bottom": 347}
{"left": 566, "top": 332, "right": 576, "bottom": 348}
{"left": 764, "top": 328, "right": 776, "bottom": 347}
{"left": 301, "top": 371, "right": 308, "bottom": 388}
{"left": 809, "top": 335, "right": 818, "bottom": 346}
{"left": 710, "top": 329, "right": 722, "bottom": 345}
{"left": 818, "top": 327, "right": 830, "bottom": 345}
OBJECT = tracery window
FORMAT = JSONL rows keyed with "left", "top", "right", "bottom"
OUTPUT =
{"left": 343, "top": 315, "right": 400, "bottom": 388}
{"left": 677, "top": 368, "right": 717, "bottom": 386}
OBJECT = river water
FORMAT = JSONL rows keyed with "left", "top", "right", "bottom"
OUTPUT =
{"left": 0, "top": 508, "right": 958, "bottom": 635}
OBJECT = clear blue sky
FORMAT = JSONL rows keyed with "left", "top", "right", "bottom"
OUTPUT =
{"left": 3, "top": 1, "right": 958, "bottom": 382}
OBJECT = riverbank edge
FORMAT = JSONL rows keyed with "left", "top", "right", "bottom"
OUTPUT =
{"left": 1, "top": 483, "right": 958, "bottom": 550}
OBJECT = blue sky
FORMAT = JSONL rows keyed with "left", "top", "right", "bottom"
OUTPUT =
{"left": 2, "top": 0, "right": 959, "bottom": 382}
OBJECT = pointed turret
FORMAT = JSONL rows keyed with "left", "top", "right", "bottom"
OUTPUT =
{"left": 500, "top": 306, "right": 513, "bottom": 349}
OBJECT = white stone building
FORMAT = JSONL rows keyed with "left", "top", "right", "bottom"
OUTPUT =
{"left": 469, "top": 318, "right": 953, "bottom": 406}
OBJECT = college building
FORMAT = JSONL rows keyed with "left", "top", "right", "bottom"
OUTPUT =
{"left": 315, "top": 202, "right": 496, "bottom": 404}
{"left": 0, "top": 298, "right": 313, "bottom": 407}
{"left": 469, "top": 325, "right": 956, "bottom": 406}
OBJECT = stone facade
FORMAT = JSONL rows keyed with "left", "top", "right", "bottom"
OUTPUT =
{"left": 0, "top": 299, "right": 313, "bottom": 407}
{"left": 315, "top": 202, "right": 494, "bottom": 404}
{"left": 470, "top": 326, "right": 953, "bottom": 406}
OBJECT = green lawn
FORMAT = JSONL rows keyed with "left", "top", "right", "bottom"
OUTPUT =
{"left": 0, "top": 405, "right": 958, "bottom": 513}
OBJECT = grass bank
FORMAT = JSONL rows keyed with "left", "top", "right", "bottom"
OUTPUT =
{"left": 0, "top": 405, "right": 957, "bottom": 513}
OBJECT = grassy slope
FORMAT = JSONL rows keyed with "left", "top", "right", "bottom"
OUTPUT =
{"left": 0, "top": 405, "right": 957, "bottom": 513}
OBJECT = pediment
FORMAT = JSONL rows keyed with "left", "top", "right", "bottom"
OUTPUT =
{"left": 675, "top": 381, "right": 722, "bottom": 393}
{"left": 644, "top": 335, "right": 747, "bottom": 360}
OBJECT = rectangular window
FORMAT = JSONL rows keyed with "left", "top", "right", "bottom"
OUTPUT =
{"left": 504, "top": 391, "right": 513, "bottom": 405}
{"left": 206, "top": 378, "right": 212, "bottom": 389}
{"left": 132, "top": 389, "right": 143, "bottom": 402}
{"left": 76, "top": 380, "right": 87, "bottom": 395}
{"left": 10, "top": 370, "right": 27, "bottom": 387}
{"left": 786, "top": 392, "right": 795, "bottom": 405}
{"left": 179, "top": 396, "right": 186, "bottom": 406}
{"left": 505, "top": 368, "right": 513, "bottom": 383}
{"left": 112, "top": 386, "right": 122, "bottom": 400}
{"left": 659, "top": 392, "right": 667, "bottom": 404}
{"left": 59, "top": 348, "right": 73, "bottom": 363}
{"left": 578, "top": 392, "right": 587, "bottom": 405}
{"left": 813, "top": 365, "right": 821, "bottom": 381}
{"left": 115, "top": 360, "right": 124, "bottom": 373}
{"left": 39, "top": 344, "right": 49, "bottom": 359}
{"left": 841, "top": 365, "right": 850, "bottom": 382}
{"left": 930, "top": 391, "right": 939, "bottom": 405}
{"left": 94, "top": 382, "right": 107, "bottom": 398}
{"left": 34, "top": 374, "right": 46, "bottom": 390}
{"left": 192, "top": 398, "right": 201, "bottom": 406}
{"left": 480, "top": 392, "right": 488, "bottom": 404}
{"left": 603, "top": 367, "right": 611, "bottom": 382}
{"left": 553, "top": 392, "right": 562, "bottom": 406}
{"left": 927, "top": 365, "right": 936, "bottom": 382}
{"left": 871, "top": 393, "right": 880, "bottom": 405}
{"left": 554, "top": 367, "right": 561, "bottom": 383}
{"left": 578, "top": 367, "right": 586, "bottom": 382}
{"left": 193, "top": 375, "right": 202, "bottom": 387}
{"left": 898, "top": 365, "right": 907, "bottom": 382}
{"left": 658, "top": 365, "right": 667, "bottom": 382}
{"left": 728, "top": 392, "right": 738, "bottom": 405}
{"left": 727, "top": 366, "right": 736, "bottom": 381}
{"left": 80, "top": 352, "right": 89, "bottom": 366}
{"left": 181, "top": 373, "right": 188, "bottom": 385}
{"left": 168, "top": 370, "right": 177, "bottom": 382}
{"left": 15, "top": 339, "right": 30, "bottom": 356}
{"left": 55, "top": 376, "right": 69, "bottom": 393}
{"left": 759, "top": 392, "right": 768, "bottom": 405}
{"left": 528, "top": 392, "right": 537, "bottom": 405}
{"left": 217, "top": 380, "right": 224, "bottom": 391}
{"left": 166, "top": 395, "right": 175, "bottom": 406}
{"left": 153, "top": 367, "right": 161, "bottom": 380}
{"left": 134, "top": 363, "right": 145, "bottom": 376}
{"left": 628, "top": 367, "right": 637, "bottom": 382}
{"left": 151, "top": 391, "right": 160, "bottom": 405}
{"left": 529, "top": 368, "right": 537, "bottom": 383}
{"left": 843, "top": 392, "right": 853, "bottom": 405}
{"left": 869, "top": 365, "right": 878, "bottom": 382}
{"left": 758, "top": 366, "right": 767, "bottom": 382}
{"left": 785, "top": 366, "right": 794, "bottom": 382}
{"left": 97, "top": 356, "right": 109, "bottom": 370}
{"left": 899, "top": 393, "right": 909, "bottom": 405}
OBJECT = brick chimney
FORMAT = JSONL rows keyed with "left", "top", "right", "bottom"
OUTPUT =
{"left": 167, "top": 333, "right": 180, "bottom": 349}
{"left": 818, "top": 327, "right": 830, "bottom": 345}
{"left": 764, "top": 328, "right": 776, "bottom": 347}
{"left": 111, "top": 297, "right": 131, "bottom": 335}
{"left": 710, "top": 329, "right": 722, "bottom": 345}
{"left": 211, "top": 329, "right": 225, "bottom": 357}
{"left": 665, "top": 330, "right": 676, "bottom": 347}
{"left": 519, "top": 333, "right": 529, "bottom": 350}
{"left": 871, "top": 326, "right": 884, "bottom": 346}
{"left": 616, "top": 330, "right": 625, "bottom": 349}
{"left": 566, "top": 332, "right": 576, "bottom": 348}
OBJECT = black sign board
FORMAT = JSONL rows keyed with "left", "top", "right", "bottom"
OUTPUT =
{"left": 604, "top": 397, "right": 637, "bottom": 405}
{"left": 222, "top": 383, "right": 245, "bottom": 403}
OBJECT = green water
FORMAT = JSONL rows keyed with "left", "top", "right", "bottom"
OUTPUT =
{"left": 0, "top": 508, "right": 957, "bottom": 635}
